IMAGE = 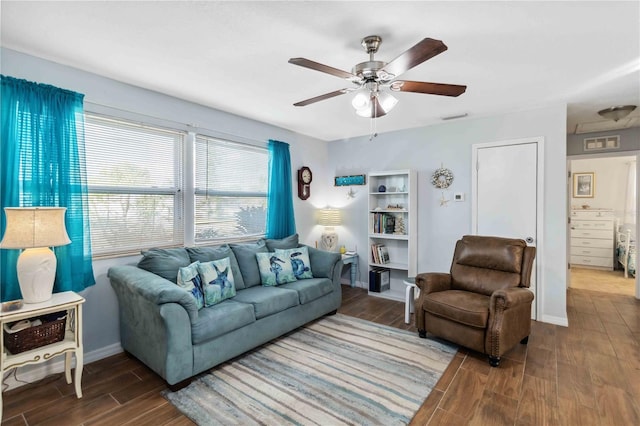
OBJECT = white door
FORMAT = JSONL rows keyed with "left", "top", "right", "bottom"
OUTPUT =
{"left": 472, "top": 138, "right": 543, "bottom": 319}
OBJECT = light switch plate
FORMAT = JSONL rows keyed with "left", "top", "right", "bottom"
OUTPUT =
{"left": 454, "top": 192, "right": 465, "bottom": 202}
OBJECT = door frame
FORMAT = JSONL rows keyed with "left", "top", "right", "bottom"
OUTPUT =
{"left": 567, "top": 150, "right": 640, "bottom": 299}
{"left": 472, "top": 136, "right": 545, "bottom": 320}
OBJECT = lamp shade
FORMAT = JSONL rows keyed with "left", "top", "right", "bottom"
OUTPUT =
{"left": 1, "top": 207, "right": 71, "bottom": 249}
{"left": 318, "top": 209, "right": 341, "bottom": 227}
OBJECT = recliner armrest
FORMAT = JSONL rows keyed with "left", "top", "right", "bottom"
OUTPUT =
{"left": 490, "top": 287, "right": 534, "bottom": 310}
{"left": 415, "top": 272, "right": 452, "bottom": 294}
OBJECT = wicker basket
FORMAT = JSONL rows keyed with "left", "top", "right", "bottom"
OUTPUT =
{"left": 3, "top": 314, "right": 66, "bottom": 354}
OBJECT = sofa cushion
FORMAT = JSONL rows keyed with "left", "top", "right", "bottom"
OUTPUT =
{"left": 275, "top": 246, "right": 313, "bottom": 280}
{"left": 232, "top": 286, "right": 299, "bottom": 319}
{"left": 265, "top": 233, "right": 299, "bottom": 251}
{"left": 423, "top": 290, "right": 490, "bottom": 328}
{"left": 186, "top": 245, "right": 246, "bottom": 290}
{"left": 230, "top": 240, "right": 268, "bottom": 288}
{"left": 176, "top": 261, "right": 205, "bottom": 310}
{"left": 279, "top": 277, "right": 333, "bottom": 304}
{"left": 197, "top": 258, "right": 237, "bottom": 307}
{"left": 256, "top": 252, "right": 297, "bottom": 286}
{"left": 138, "top": 247, "right": 191, "bottom": 283}
{"left": 191, "top": 300, "right": 255, "bottom": 344}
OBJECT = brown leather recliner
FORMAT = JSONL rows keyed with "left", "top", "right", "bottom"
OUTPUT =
{"left": 415, "top": 235, "right": 535, "bottom": 367}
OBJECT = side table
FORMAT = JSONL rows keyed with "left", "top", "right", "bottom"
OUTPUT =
{"left": 1, "top": 291, "right": 85, "bottom": 420}
{"left": 403, "top": 277, "right": 417, "bottom": 324}
{"left": 341, "top": 254, "right": 359, "bottom": 287}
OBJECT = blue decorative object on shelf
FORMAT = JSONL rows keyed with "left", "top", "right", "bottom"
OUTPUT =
{"left": 334, "top": 174, "right": 366, "bottom": 186}
{"left": 378, "top": 185, "right": 386, "bottom": 192}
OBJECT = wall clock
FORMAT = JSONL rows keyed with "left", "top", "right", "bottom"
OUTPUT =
{"left": 297, "top": 166, "right": 312, "bottom": 200}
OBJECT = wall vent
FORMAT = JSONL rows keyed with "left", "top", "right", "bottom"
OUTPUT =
{"left": 583, "top": 135, "right": 620, "bottom": 151}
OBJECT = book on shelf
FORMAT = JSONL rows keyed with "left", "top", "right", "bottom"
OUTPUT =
{"left": 370, "top": 212, "right": 398, "bottom": 234}
{"left": 370, "top": 243, "right": 390, "bottom": 264}
{"left": 368, "top": 268, "right": 390, "bottom": 292}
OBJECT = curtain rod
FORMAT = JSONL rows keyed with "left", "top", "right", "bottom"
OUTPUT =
{"left": 83, "top": 100, "right": 267, "bottom": 148}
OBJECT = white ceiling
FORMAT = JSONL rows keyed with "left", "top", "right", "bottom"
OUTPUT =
{"left": 2, "top": 1, "right": 639, "bottom": 141}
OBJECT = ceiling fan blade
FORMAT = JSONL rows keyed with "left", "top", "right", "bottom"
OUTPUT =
{"left": 391, "top": 80, "right": 466, "bottom": 97}
{"left": 293, "top": 89, "right": 350, "bottom": 107}
{"left": 381, "top": 38, "right": 448, "bottom": 78}
{"left": 288, "top": 58, "right": 357, "bottom": 80}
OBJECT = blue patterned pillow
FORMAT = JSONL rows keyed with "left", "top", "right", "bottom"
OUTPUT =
{"left": 256, "top": 252, "right": 297, "bottom": 286}
{"left": 197, "top": 258, "right": 237, "bottom": 307}
{"left": 275, "top": 246, "right": 313, "bottom": 279}
{"left": 176, "top": 261, "right": 204, "bottom": 309}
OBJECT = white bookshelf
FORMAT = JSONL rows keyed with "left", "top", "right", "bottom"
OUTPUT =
{"left": 367, "top": 170, "right": 417, "bottom": 301}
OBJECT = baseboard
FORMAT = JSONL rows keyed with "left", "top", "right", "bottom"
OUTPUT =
{"left": 2, "top": 342, "right": 123, "bottom": 392}
{"left": 540, "top": 314, "right": 569, "bottom": 327}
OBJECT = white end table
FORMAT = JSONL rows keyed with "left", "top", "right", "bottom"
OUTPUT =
{"left": 1, "top": 291, "right": 84, "bottom": 420}
{"left": 403, "top": 277, "right": 417, "bottom": 324}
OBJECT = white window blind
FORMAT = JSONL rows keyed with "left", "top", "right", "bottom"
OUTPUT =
{"left": 84, "top": 114, "right": 185, "bottom": 256}
{"left": 194, "top": 135, "right": 268, "bottom": 243}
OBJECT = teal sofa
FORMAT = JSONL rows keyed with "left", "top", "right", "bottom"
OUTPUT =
{"left": 108, "top": 236, "right": 343, "bottom": 386}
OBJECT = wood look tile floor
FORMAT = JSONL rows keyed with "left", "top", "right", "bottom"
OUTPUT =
{"left": 2, "top": 285, "right": 639, "bottom": 425}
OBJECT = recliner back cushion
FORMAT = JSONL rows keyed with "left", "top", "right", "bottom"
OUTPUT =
{"left": 451, "top": 264, "right": 521, "bottom": 296}
{"left": 450, "top": 236, "right": 525, "bottom": 296}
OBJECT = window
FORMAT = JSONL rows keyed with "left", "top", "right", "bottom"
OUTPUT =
{"left": 84, "top": 114, "right": 185, "bottom": 256}
{"left": 194, "top": 135, "right": 268, "bottom": 243}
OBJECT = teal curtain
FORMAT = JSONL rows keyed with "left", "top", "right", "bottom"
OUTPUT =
{"left": 1, "top": 75, "right": 95, "bottom": 302}
{"left": 265, "top": 140, "right": 296, "bottom": 239}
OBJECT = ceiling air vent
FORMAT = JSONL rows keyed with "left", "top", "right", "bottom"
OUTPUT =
{"left": 583, "top": 135, "right": 620, "bottom": 151}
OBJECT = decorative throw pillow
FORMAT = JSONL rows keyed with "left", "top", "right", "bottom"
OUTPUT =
{"left": 186, "top": 244, "right": 246, "bottom": 290}
{"left": 265, "top": 233, "right": 299, "bottom": 251}
{"left": 176, "top": 261, "right": 204, "bottom": 309}
{"left": 197, "top": 258, "right": 237, "bottom": 307}
{"left": 256, "top": 252, "right": 297, "bottom": 286}
{"left": 275, "top": 246, "right": 313, "bottom": 279}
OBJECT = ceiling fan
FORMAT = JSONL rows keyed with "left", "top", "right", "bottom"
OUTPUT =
{"left": 289, "top": 35, "right": 467, "bottom": 118}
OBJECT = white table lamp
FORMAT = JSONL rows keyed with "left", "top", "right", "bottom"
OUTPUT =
{"left": 0, "top": 207, "right": 71, "bottom": 303}
{"left": 318, "top": 208, "right": 341, "bottom": 252}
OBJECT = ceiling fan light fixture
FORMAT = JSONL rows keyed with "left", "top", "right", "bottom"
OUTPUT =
{"left": 378, "top": 91, "right": 398, "bottom": 112}
{"left": 351, "top": 90, "right": 371, "bottom": 110}
{"left": 597, "top": 105, "right": 636, "bottom": 122}
{"left": 354, "top": 90, "right": 398, "bottom": 118}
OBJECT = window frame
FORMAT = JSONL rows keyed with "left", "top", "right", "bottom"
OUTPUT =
{"left": 83, "top": 111, "right": 269, "bottom": 258}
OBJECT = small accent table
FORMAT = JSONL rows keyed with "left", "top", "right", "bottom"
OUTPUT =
{"left": 1, "top": 291, "right": 85, "bottom": 420}
{"left": 341, "top": 254, "right": 359, "bottom": 288}
{"left": 403, "top": 277, "right": 417, "bottom": 324}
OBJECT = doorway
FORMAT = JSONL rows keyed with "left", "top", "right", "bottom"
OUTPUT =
{"left": 568, "top": 152, "right": 639, "bottom": 298}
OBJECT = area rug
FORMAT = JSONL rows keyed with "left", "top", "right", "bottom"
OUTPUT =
{"left": 163, "top": 314, "right": 457, "bottom": 425}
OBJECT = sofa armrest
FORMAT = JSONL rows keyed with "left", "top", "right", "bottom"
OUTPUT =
{"left": 108, "top": 265, "right": 199, "bottom": 322}
{"left": 306, "top": 246, "right": 342, "bottom": 280}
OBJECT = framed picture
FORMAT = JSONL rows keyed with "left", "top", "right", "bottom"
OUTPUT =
{"left": 335, "top": 174, "right": 366, "bottom": 186}
{"left": 573, "top": 172, "right": 595, "bottom": 198}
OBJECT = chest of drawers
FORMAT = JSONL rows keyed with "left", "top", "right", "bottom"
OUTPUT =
{"left": 570, "top": 209, "right": 614, "bottom": 269}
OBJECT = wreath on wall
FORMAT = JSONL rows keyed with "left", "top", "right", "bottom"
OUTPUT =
{"left": 431, "top": 167, "right": 454, "bottom": 189}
